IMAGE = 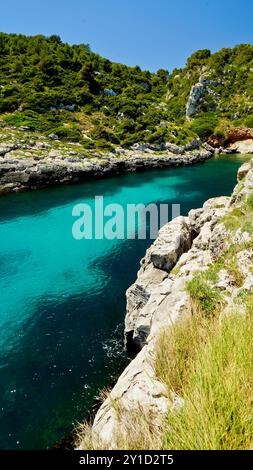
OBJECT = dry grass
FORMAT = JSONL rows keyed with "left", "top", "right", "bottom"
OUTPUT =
{"left": 113, "top": 406, "right": 164, "bottom": 450}
{"left": 76, "top": 289, "right": 253, "bottom": 450}
{"left": 76, "top": 404, "right": 164, "bottom": 450}
{"left": 158, "top": 294, "right": 253, "bottom": 449}
{"left": 155, "top": 303, "right": 213, "bottom": 396}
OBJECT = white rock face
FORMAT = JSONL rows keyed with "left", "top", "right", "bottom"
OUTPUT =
{"left": 237, "top": 162, "right": 252, "bottom": 181}
{"left": 229, "top": 139, "right": 253, "bottom": 154}
{"left": 186, "top": 78, "right": 207, "bottom": 117}
{"left": 125, "top": 217, "right": 192, "bottom": 350}
{"left": 77, "top": 160, "right": 253, "bottom": 450}
{"left": 151, "top": 217, "right": 192, "bottom": 271}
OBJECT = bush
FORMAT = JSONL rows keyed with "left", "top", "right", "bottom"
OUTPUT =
{"left": 4, "top": 110, "right": 62, "bottom": 131}
{"left": 187, "top": 274, "right": 222, "bottom": 314}
{"left": 49, "top": 126, "right": 82, "bottom": 142}
{"left": 190, "top": 114, "right": 218, "bottom": 140}
{"left": 187, "top": 49, "right": 211, "bottom": 68}
{"left": 0, "top": 96, "right": 21, "bottom": 113}
{"left": 244, "top": 115, "right": 253, "bottom": 128}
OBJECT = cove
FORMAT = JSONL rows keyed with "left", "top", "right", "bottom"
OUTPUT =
{"left": 0, "top": 154, "right": 249, "bottom": 449}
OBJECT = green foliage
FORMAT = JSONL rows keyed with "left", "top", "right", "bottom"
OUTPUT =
{"left": 222, "top": 197, "right": 253, "bottom": 234}
{"left": 189, "top": 114, "right": 218, "bottom": 139}
{"left": 187, "top": 49, "right": 211, "bottom": 68}
{"left": 0, "top": 32, "right": 171, "bottom": 147}
{"left": 4, "top": 110, "right": 61, "bottom": 131}
{"left": 0, "top": 33, "right": 252, "bottom": 148}
{"left": 187, "top": 274, "right": 222, "bottom": 314}
{"left": 49, "top": 125, "right": 82, "bottom": 142}
{"left": 244, "top": 115, "right": 253, "bottom": 128}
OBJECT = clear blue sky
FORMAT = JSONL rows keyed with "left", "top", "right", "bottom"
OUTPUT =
{"left": 1, "top": 0, "right": 253, "bottom": 71}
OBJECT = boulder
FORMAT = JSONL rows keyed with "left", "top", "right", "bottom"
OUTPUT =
{"left": 230, "top": 139, "right": 253, "bottom": 154}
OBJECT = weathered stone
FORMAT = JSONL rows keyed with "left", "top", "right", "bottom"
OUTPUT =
{"left": 48, "top": 133, "right": 59, "bottom": 140}
{"left": 237, "top": 162, "right": 252, "bottom": 181}
{"left": 186, "top": 79, "right": 207, "bottom": 117}
{"left": 0, "top": 148, "right": 212, "bottom": 194}
{"left": 231, "top": 139, "right": 253, "bottom": 154}
{"left": 150, "top": 217, "right": 192, "bottom": 271}
{"left": 125, "top": 217, "right": 193, "bottom": 350}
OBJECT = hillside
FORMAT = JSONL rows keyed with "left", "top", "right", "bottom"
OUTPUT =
{"left": 0, "top": 33, "right": 253, "bottom": 151}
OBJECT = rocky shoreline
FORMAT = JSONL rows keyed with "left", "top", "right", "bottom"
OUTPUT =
{"left": 0, "top": 144, "right": 212, "bottom": 195}
{"left": 76, "top": 159, "right": 253, "bottom": 449}
{"left": 1, "top": 124, "right": 253, "bottom": 195}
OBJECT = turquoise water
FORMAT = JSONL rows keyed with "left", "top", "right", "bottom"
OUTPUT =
{"left": 0, "top": 154, "right": 248, "bottom": 449}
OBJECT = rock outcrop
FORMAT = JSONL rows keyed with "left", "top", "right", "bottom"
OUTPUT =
{"left": 207, "top": 128, "right": 253, "bottom": 153}
{"left": 0, "top": 146, "right": 212, "bottom": 195}
{"left": 78, "top": 159, "right": 253, "bottom": 449}
{"left": 229, "top": 139, "right": 253, "bottom": 154}
{"left": 186, "top": 78, "right": 208, "bottom": 118}
{"left": 125, "top": 216, "right": 193, "bottom": 350}
{"left": 226, "top": 127, "right": 253, "bottom": 144}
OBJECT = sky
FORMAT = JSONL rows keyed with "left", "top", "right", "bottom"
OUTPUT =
{"left": 1, "top": 0, "right": 253, "bottom": 72}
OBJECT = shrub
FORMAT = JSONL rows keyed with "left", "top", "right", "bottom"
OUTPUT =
{"left": 4, "top": 110, "right": 61, "bottom": 131}
{"left": 49, "top": 126, "right": 82, "bottom": 142}
{"left": 187, "top": 274, "right": 222, "bottom": 314}
{"left": 244, "top": 115, "right": 253, "bottom": 128}
{"left": 190, "top": 114, "right": 218, "bottom": 140}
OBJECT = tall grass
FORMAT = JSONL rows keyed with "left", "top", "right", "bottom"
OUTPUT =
{"left": 158, "top": 296, "right": 253, "bottom": 450}
{"left": 77, "top": 292, "right": 253, "bottom": 450}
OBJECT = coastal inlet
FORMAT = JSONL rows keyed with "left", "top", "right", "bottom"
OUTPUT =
{"left": 0, "top": 154, "right": 248, "bottom": 449}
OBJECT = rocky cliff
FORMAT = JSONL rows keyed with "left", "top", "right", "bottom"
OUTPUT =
{"left": 186, "top": 78, "right": 208, "bottom": 117}
{"left": 1, "top": 126, "right": 253, "bottom": 195}
{"left": 0, "top": 130, "right": 212, "bottom": 194}
{"left": 77, "top": 158, "right": 253, "bottom": 449}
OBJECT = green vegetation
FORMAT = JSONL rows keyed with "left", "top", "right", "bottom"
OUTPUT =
{"left": 222, "top": 193, "right": 253, "bottom": 233}
{"left": 0, "top": 33, "right": 252, "bottom": 150}
{"left": 189, "top": 113, "right": 218, "bottom": 139}
{"left": 156, "top": 294, "right": 253, "bottom": 450}
{"left": 187, "top": 274, "right": 222, "bottom": 313}
{"left": 0, "top": 33, "right": 170, "bottom": 148}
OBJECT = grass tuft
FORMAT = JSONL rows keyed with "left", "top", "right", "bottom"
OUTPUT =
{"left": 161, "top": 299, "right": 253, "bottom": 449}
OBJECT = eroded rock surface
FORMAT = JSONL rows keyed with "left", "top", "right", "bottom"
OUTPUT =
{"left": 0, "top": 136, "right": 212, "bottom": 195}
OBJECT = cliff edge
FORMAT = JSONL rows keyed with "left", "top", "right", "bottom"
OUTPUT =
{"left": 77, "top": 159, "right": 253, "bottom": 450}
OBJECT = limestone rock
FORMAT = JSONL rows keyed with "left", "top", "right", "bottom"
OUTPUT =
{"left": 186, "top": 78, "right": 207, "bottom": 117}
{"left": 0, "top": 148, "right": 212, "bottom": 194}
{"left": 230, "top": 139, "right": 253, "bottom": 154}
{"left": 150, "top": 217, "right": 192, "bottom": 271}
{"left": 125, "top": 216, "right": 193, "bottom": 349}
{"left": 237, "top": 162, "right": 252, "bottom": 181}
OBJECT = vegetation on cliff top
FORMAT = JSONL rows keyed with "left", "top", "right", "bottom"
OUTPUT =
{"left": 0, "top": 33, "right": 252, "bottom": 150}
